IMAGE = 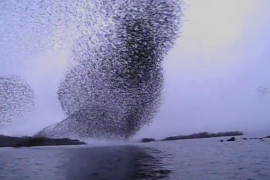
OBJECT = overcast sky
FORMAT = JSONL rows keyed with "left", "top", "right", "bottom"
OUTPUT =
{"left": 0, "top": 0, "right": 270, "bottom": 139}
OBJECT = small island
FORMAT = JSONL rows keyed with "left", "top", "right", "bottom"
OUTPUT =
{"left": 140, "top": 131, "right": 244, "bottom": 142}
{"left": 161, "top": 131, "right": 244, "bottom": 141}
{"left": 140, "top": 138, "right": 156, "bottom": 142}
{"left": 0, "top": 135, "right": 86, "bottom": 148}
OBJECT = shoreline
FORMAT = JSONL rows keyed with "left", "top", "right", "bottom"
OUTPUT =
{"left": 140, "top": 131, "right": 244, "bottom": 142}
{"left": 0, "top": 135, "right": 86, "bottom": 148}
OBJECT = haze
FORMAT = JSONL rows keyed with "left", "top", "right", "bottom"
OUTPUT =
{"left": 0, "top": 0, "right": 270, "bottom": 140}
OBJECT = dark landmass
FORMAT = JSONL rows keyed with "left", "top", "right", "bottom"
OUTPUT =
{"left": 140, "top": 131, "right": 244, "bottom": 143}
{"left": 0, "top": 135, "right": 86, "bottom": 148}
{"left": 140, "top": 138, "right": 156, "bottom": 143}
{"left": 219, "top": 137, "right": 236, "bottom": 142}
{"left": 160, "top": 131, "right": 243, "bottom": 141}
{"left": 242, "top": 136, "right": 269, "bottom": 141}
{"left": 221, "top": 136, "right": 269, "bottom": 142}
{"left": 226, "top": 137, "right": 236, "bottom": 141}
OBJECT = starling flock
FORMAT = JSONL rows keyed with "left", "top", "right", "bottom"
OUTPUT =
{"left": 0, "top": 76, "right": 34, "bottom": 129}
{"left": 1, "top": 0, "right": 182, "bottom": 140}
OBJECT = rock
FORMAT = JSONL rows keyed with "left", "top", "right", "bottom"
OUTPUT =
{"left": 226, "top": 137, "right": 236, "bottom": 141}
{"left": 141, "top": 138, "right": 156, "bottom": 143}
{"left": 264, "top": 136, "right": 270, "bottom": 139}
{"left": 220, "top": 140, "right": 224, "bottom": 142}
{"left": 243, "top": 138, "right": 247, "bottom": 140}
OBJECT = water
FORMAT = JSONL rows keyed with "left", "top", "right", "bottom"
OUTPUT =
{"left": 0, "top": 138, "right": 269, "bottom": 180}
{"left": 146, "top": 138, "right": 270, "bottom": 180}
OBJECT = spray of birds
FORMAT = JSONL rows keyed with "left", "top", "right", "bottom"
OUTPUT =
{"left": 0, "top": 76, "right": 34, "bottom": 129}
{"left": 36, "top": 0, "right": 182, "bottom": 140}
{"left": 256, "top": 85, "right": 270, "bottom": 96}
{"left": 1, "top": 0, "right": 182, "bottom": 140}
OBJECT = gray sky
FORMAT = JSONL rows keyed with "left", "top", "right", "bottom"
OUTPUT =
{"left": 0, "top": 0, "right": 270, "bottom": 139}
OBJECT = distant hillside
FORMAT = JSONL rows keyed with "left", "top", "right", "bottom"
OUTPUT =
{"left": 161, "top": 131, "right": 244, "bottom": 141}
{"left": 0, "top": 135, "right": 86, "bottom": 147}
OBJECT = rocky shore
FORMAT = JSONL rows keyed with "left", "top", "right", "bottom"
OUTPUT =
{"left": 219, "top": 135, "right": 270, "bottom": 142}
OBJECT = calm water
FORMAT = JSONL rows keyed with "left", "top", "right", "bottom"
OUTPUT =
{"left": 0, "top": 138, "right": 269, "bottom": 180}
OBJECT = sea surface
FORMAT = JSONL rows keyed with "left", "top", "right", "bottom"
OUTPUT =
{"left": 0, "top": 137, "right": 269, "bottom": 180}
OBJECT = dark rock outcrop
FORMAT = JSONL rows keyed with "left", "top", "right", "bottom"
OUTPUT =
{"left": 264, "top": 136, "right": 270, "bottom": 139}
{"left": 0, "top": 135, "right": 86, "bottom": 148}
{"left": 141, "top": 138, "right": 156, "bottom": 143}
{"left": 226, "top": 137, "right": 236, "bottom": 141}
{"left": 220, "top": 140, "right": 224, "bottom": 142}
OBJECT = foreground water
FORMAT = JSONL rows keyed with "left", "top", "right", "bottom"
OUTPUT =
{"left": 0, "top": 137, "right": 269, "bottom": 180}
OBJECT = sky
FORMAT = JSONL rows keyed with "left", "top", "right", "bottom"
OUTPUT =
{"left": 0, "top": 0, "right": 270, "bottom": 139}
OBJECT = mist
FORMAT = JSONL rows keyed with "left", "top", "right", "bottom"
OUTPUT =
{"left": 0, "top": 0, "right": 270, "bottom": 140}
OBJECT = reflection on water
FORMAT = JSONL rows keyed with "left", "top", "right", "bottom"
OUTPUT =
{"left": 133, "top": 147, "right": 173, "bottom": 179}
{"left": 0, "top": 145, "right": 172, "bottom": 180}
{"left": 146, "top": 138, "right": 270, "bottom": 180}
{"left": 1, "top": 139, "right": 270, "bottom": 180}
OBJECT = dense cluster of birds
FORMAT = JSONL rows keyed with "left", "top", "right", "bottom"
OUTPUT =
{"left": 36, "top": 0, "right": 182, "bottom": 140}
{"left": 1, "top": 0, "right": 183, "bottom": 140}
{"left": 0, "top": 76, "right": 34, "bottom": 129}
